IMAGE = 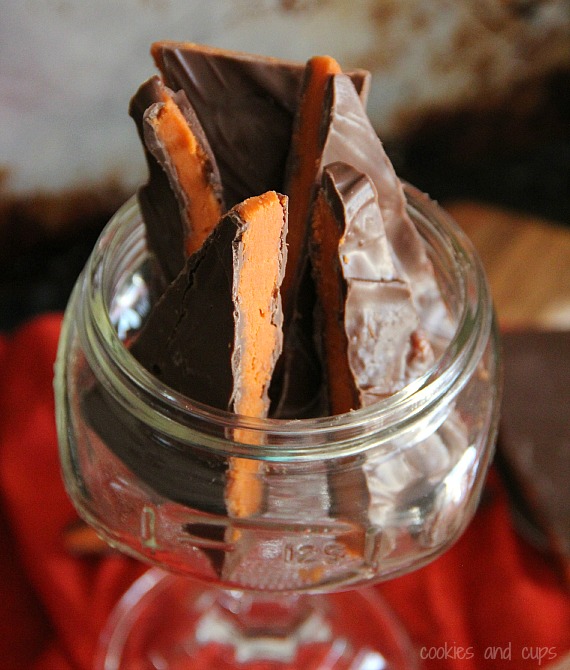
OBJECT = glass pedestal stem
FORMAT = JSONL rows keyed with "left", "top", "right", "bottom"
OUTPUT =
{"left": 95, "top": 568, "right": 420, "bottom": 669}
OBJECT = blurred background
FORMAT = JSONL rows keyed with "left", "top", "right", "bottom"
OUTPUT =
{"left": 1, "top": 0, "right": 569, "bottom": 331}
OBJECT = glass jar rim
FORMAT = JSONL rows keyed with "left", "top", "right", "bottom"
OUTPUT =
{"left": 78, "top": 186, "right": 495, "bottom": 459}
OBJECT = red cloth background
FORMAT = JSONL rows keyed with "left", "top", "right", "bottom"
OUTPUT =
{"left": 0, "top": 314, "right": 568, "bottom": 669}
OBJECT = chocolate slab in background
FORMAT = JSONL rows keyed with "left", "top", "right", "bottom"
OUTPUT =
{"left": 497, "top": 330, "right": 570, "bottom": 583}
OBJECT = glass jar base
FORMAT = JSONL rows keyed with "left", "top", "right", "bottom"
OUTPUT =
{"left": 95, "top": 568, "right": 419, "bottom": 670}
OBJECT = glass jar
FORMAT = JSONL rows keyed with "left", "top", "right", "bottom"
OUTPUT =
{"left": 54, "top": 185, "right": 501, "bottom": 593}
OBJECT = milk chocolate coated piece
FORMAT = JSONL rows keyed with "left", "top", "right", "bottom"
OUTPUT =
{"left": 271, "top": 66, "right": 441, "bottom": 417}
{"left": 311, "top": 162, "right": 433, "bottom": 414}
{"left": 319, "top": 75, "right": 445, "bottom": 326}
{"left": 129, "top": 76, "right": 224, "bottom": 282}
{"left": 497, "top": 330, "right": 570, "bottom": 583}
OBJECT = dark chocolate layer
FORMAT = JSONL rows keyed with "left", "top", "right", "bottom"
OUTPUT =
{"left": 152, "top": 43, "right": 305, "bottom": 209}
{"left": 130, "top": 76, "right": 224, "bottom": 283}
{"left": 129, "top": 208, "right": 239, "bottom": 410}
{"left": 129, "top": 77, "right": 186, "bottom": 283}
{"left": 268, "top": 259, "right": 324, "bottom": 419}
{"left": 497, "top": 330, "right": 570, "bottom": 577}
{"left": 82, "top": 381, "right": 228, "bottom": 513}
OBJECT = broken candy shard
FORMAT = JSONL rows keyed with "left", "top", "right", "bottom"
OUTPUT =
{"left": 129, "top": 77, "right": 185, "bottom": 282}
{"left": 130, "top": 191, "right": 287, "bottom": 416}
{"left": 311, "top": 162, "right": 433, "bottom": 413}
{"left": 151, "top": 42, "right": 305, "bottom": 209}
{"left": 268, "top": 55, "right": 343, "bottom": 420}
{"left": 143, "top": 89, "right": 224, "bottom": 257}
{"left": 319, "top": 74, "right": 441, "bottom": 315}
{"left": 280, "top": 55, "right": 342, "bottom": 312}
{"left": 225, "top": 191, "right": 288, "bottom": 518}
{"left": 129, "top": 76, "right": 224, "bottom": 282}
{"left": 269, "top": 57, "right": 370, "bottom": 419}
{"left": 131, "top": 191, "right": 287, "bottom": 520}
{"left": 150, "top": 42, "right": 370, "bottom": 211}
{"left": 229, "top": 192, "right": 288, "bottom": 419}
{"left": 271, "top": 63, "right": 432, "bottom": 418}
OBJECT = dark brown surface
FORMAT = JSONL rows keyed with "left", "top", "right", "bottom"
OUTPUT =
{"left": 496, "top": 330, "right": 570, "bottom": 578}
{"left": 151, "top": 42, "right": 305, "bottom": 209}
{"left": 311, "top": 162, "right": 427, "bottom": 413}
{"left": 130, "top": 206, "right": 239, "bottom": 410}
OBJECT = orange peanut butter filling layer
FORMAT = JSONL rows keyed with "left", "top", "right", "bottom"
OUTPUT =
{"left": 227, "top": 192, "right": 288, "bottom": 519}
{"left": 231, "top": 192, "right": 288, "bottom": 419}
{"left": 281, "top": 55, "right": 341, "bottom": 312}
{"left": 145, "top": 93, "right": 223, "bottom": 256}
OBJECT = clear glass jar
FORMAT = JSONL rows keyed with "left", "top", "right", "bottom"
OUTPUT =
{"left": 54, "top": 186, "right": 501, "bottom": 593}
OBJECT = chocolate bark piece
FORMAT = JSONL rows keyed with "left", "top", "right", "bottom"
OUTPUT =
{"left": 268, "top": 57, "right": 342, "bottom": 419}
{"left": 280, "top": 55, "right": 342, "bottom": 312}
{"left": 283, "top": 57, "right": 371, "bottom": 303}
{"left": 271, "top": 66, "right": 440, "bottom": 417}
{"left": 129, "top": 77, "right": 184, "bottom": 282}
{"left": 269, "top": 56, "right": 364, "bottom": 418}
{"left": 150, "top": 42, "right": 370, "bottom": 210}
{"left": 129, "top": 76, "right": 224, "bottom": 283}
{"left": 279, "top": 55, "right": 371, "bottom": 312}
{"left": 143, "top": 88, "right": 224, "bottom": 257}
{"left": 132, "top": 191, "right": 288, "bottom": 520}
{"left": 151, "top": 42, "right": 304, "bottom": 210}
{"left": 311, "top": 162, "right": 434, "bottom": 413}
{"left": 82, "top": 192, "right": 287, "bottom": 582}
{"left": 130, "top": 191, "right": 287, "bottom": 415}
{"left": 227, "top": 192, "right": 288, "bottom": 422}
{"left": 496, "top": 330, "right": 570, "bottom": 585}
{"left": 319, "top": 74, "right": 446, "bottom": 327}
{"left": 82, "top": 380, "right": 228, "bottom": 514}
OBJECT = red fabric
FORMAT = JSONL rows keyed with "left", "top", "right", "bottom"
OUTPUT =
{"left": 0, "top": 314, "right": 568, "bottom": 670}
